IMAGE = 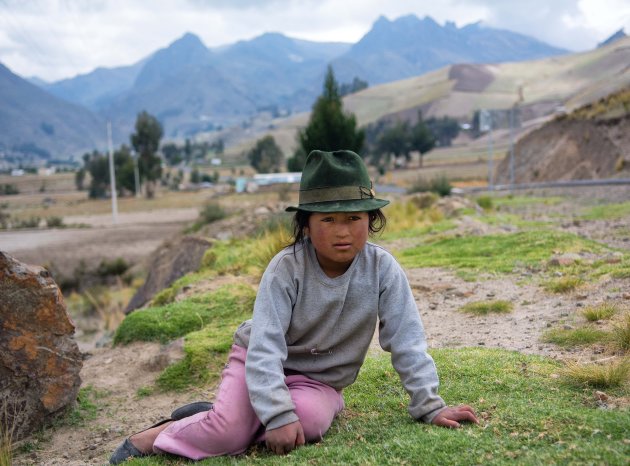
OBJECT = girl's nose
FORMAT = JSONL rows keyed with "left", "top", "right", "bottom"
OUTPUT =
{"left": 336, "top": 222, "right": 351, "bottom": 236}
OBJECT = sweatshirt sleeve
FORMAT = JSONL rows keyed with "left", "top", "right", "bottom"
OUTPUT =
{"left": 245, "top": 259, "right": 300, "bottom": 430}
{"left": 377, "top": 253, "right": 446, "bottom": 423}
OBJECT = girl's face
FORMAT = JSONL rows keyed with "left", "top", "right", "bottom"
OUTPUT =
{"left": 305, "top": 211, "right": 369, "bottom": 278}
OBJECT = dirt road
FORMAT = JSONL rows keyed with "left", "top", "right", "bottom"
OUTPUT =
{"left": 0, "top": 209, "right": 198, "bottom": 275}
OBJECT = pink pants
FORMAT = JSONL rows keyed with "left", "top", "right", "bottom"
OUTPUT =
{"left": 153, "top": 344, "right": 345, "bottom": 460}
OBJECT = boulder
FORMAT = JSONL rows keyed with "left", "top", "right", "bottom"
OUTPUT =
{"left": 0, "top": 251, "right": 82, "bottom": 440}
{"left": 125, "top": 236, "right": 212, "bottom": 313}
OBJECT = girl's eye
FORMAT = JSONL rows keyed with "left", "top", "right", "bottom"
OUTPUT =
{"left": 321, "top": 217, "right": 334, "bottom": 222}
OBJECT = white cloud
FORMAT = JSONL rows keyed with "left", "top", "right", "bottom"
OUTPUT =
{"left": 0, "top": 0, "right": 627, "bottom": 81}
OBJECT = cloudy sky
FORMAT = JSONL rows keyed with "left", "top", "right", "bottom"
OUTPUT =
{"left": 1, "top": 0, "right": 628, "bottom": 82}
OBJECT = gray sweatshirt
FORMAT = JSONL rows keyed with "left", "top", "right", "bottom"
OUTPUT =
{"left": 233, "top": 239, "right": 446, "bottom": 430}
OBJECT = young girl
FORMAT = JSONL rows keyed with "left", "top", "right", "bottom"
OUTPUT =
{"left": 110, "top": 150, "right": 478, "bottom": 464}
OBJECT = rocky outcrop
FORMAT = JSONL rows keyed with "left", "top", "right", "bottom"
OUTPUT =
{"left": 0, "top": 251, "right": 82, "bottom": 440}
{"left": 125, "top": 236, "right": 212, "bottom": 313}
{"left": 494, "top": 112, "right": 630, "bottom": 184}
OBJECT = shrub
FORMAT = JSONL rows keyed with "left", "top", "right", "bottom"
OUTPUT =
{"left": 408, "top": 175, "right": 452, "bottom": 197}
{"left": 1, "top": 184, "right": 19, "bottom": 195}
{"left": 410, "top": 192, "right": 438, "bottom": 210}
{"left": 187, "top": 201, "right": 227, "bottom": 232}
{"left": 96, "top": 258, "right": 129, "bottom": 277}
{"left": 15, "top": 217, "right": 40, "bottom": 229}
{"left": 46, "top": 216, "right": 64, "bottom": 228}
{"left": 476, "top": 195, "right": 493, "bottom": 211}
{"left": 199, "top": 202, "right": 227, "bottom": 224}
{"left": 429, "top": 174, "right": 452, "bottom": 197}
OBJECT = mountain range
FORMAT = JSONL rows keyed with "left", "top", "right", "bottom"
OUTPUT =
{"left": 2, "top": 14, "right": 572, "bottom": 161}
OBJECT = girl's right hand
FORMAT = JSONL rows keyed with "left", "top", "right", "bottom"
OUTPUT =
{"left": 265, "top": 421, "right": 305, "bottom": 455}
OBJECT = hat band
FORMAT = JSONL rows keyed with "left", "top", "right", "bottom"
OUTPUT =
{"left": 299, "top": 185, "right": 375, "bottom": 205}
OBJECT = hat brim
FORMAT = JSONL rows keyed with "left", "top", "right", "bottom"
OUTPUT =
{"left": 285, "top": 198, "right": 390, "bottom": 213}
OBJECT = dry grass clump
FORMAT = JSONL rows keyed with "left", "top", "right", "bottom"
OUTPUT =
{"left": 560, "top": 357, "right": 630, "bottom": 388}
{"left": 544, "top": 276, "right": 584, "bottom": 293}
{"left": 0, "top": 400, "right": 19, "bottom": 466}
{"left": 582, "top": 302, "right": 619, "bottom": 321}
{"left": 611, "top": 312, "right": 630, "bottom": 351}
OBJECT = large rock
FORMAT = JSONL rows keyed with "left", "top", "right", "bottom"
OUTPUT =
{"left": 0, "top": 251, "right": 82, "bottom": 440}
{"left": 125, "top": 236, "right": 212, "bottom": 313}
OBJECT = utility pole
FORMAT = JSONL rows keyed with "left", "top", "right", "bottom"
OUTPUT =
{"left": 132, "top": 150, "right": 140, "bottom": 197}
{"left": 509, "top": 105, "right": 515, "bottom": 191}
{"left": 509, "top": 85, "right": 524, "bottom": 191}
{"left": 480, "top": 109, "right": 494, "bottom": 190}
{"left": 107, "top": 122, "right": 118, "bottom": 224}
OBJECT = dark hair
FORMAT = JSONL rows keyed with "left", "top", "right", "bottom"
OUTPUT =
{"left": 290, "top": 209, "right": 387, "bottom": 251}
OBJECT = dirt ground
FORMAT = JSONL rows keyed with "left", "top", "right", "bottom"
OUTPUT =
{"left": 0, "top": 209, "right": 198, "bottom": 278}
{"left": 9, "top": 185, "right": 630, "bottom": 465}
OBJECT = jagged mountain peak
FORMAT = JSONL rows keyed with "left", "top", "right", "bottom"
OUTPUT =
{"left": 598, "top": 28, "right": 627, "bottom": 48}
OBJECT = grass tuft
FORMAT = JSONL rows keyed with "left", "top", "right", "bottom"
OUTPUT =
{"left": 582, "top": 302, "right": 619, "bottom": 322}
{"left": 57, "top": 386, "right": 106, "bottom": 428}
{"left": 542, "top": 327, "right": 609, "bottom": 347}
{"left": 459, "top": 300, "right": 513, "bottom": 315}
{"left": 561, "top": 358, "right": 630, "bottom": 388}
{"left": 544, "top": 276, "right": 584, "bottom": 293}
{"left": 611, "top": 313, "right": 630, "bottom": 351}
{"left": 0, "top": 400, "right": 18, "bottom": 466}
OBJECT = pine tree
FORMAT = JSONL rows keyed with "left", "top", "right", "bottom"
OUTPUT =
{"left": 289, "top": 66, "right": 364, "bottom": 171}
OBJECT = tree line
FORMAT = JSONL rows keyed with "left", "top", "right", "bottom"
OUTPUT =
{"left": 78, "top": 112, "right": 224, "bottom": 199}
{"left": 80, "top": 67, "right": 462, "bottom": 198}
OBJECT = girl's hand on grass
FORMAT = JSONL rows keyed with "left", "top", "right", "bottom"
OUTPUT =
{"left": 431, "top": 405, "right": 479, "bottom": 428}
{"left": 265, "top": 420, "right": 305, "bottom": 455}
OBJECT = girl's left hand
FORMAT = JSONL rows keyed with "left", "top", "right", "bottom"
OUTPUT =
{"left": 431, "top": 405, "right": 479, "bottom": 428}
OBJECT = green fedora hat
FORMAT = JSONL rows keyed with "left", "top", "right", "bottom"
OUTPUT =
{"left": 286, "top": 150, "right": 390, "bottom": 212}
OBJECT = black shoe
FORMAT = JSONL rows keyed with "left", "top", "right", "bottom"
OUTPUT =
{"left": 109, "top": 437, "right": 146, "bottom": 464}
{"left": 171, "top": 401, "right": 213, "bottom": 420}
{"left": 109, "top": 418, "right": 171, "bottom": 464}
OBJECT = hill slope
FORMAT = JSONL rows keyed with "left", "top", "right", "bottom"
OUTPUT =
{"left": 259, "top": 36, "right": 630, "bottom": 159}
{"left": 494, "top": 88, "right": 630, "bottom": 184}
{"left": 0, "top": 63, "right": 107, "bottom": 161}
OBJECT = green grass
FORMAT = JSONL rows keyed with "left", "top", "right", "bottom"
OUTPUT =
{"left": 114, "top": 283, "right": 255, "bottom": 391}
{"left": 459, "top": 300, "right": 513, "bottom": 315}
{"left": 126, "top": 348, "right": 630, "bottom": 465}
{"left": 114, "top": 283, "right": 255, "bottom": 345}
{"left": 398, "top": 230, "right": 609, "bottom": 277}
{"left": 58, "top": 386, "right": 106, "bottom": 427}
{"left": 582, "top": 302, "right": 619, "bottom": 321}
{"left": 492, "top": 195, "right": 564, "bottom": 209}
{"left": 580, "top": 201, "right": 630, "bottom": 220}
{"left": 157, "top": 319, "right": 244, "bottom": 391}
{"left": 542, "top": 327, "right": 610, "bottom": 347}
